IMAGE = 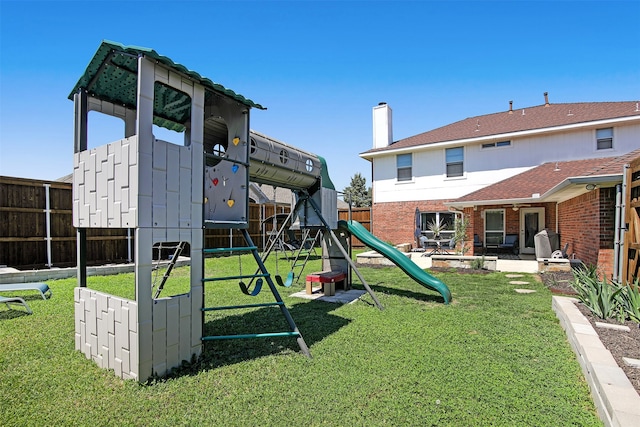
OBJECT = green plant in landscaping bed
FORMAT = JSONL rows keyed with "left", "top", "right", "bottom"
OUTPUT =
{"left": 452, "top": 215, "right": 470, "bottom": 255}
{"left": 571, "top": 264, "right": 640, "bottom": 324}
{"left": 571, "top": 264, "right": 624, "bottom": 321}
{"left": 470, "top": 255, "right": 485, "bottom": 270}
{"left": 618, "top": 280, "right": 640, "bottom": 323}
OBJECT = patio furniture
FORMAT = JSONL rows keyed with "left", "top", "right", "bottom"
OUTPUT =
{"left": 499, "top": 234, "right": 519, "bottom": 255}
{"left": 0, "top": 295, "right": 32, "bottom": 314}
{"left": 0, "top": 282, "right": 52, "bottom": 299}
{"left": 423, "top": 238, "right": 452, "bottom": 256}
{"left": 474, "top": 234, "right": 483, "bottom": 253}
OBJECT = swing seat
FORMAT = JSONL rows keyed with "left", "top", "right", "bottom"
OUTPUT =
{"left": 275, "top": 271, "right": 295, "bottom": 288}
{"left": 239, "top": 279, "right": 263, "bottom": 296}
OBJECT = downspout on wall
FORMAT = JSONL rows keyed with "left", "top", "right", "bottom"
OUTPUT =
{"left": 615, "top": 164, "right": 630, "bottom": 282}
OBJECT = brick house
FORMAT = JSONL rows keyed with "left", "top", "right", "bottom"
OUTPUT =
{"left": 360, "top": 97, "right": 640, "bottom": 278}
{"left": 448, "top": 151, "right": 640, "bottom": 279}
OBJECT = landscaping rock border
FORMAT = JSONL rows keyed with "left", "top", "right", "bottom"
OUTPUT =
{"left": 553, "top": 296, "right": 640, "bottom": 427}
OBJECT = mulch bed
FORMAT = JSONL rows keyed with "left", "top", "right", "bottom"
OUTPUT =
{"left": 540, "top": 271, "right": 640, "bottom": 395}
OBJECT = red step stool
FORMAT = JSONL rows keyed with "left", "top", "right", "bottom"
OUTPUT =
{"left": 305, "top": 271, "right": 346, "bottom": 296}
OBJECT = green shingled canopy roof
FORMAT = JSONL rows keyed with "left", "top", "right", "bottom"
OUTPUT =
{"left": 68, "top": 40, "right": 265, "bottom": 132}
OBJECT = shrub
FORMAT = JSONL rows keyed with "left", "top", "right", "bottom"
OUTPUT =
{"left": 453, "top": 216, "right": 470, "bottom": 255}
{"left": 571, "top": 264, "right": 625, "bottom": 321}
{"left": 618, "top": 280, "right": 640, "bottom": 323}
{"left": 470, "top": 256, "right": 485, "bottom": 270}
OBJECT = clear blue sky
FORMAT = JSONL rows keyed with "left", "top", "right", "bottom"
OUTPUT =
{"left": 1, "top": 1, "right": 638, "bottom": 193}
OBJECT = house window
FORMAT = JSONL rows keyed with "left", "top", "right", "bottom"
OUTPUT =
{"left": 485, "top": 209, "right": 504, "bottom": 245}
{"left": 420, "top": 212, "right": 456, "bottom": 237}
{"left": 481, "top": 140, "right": 511, "bottom": 149}
{"left": 397, "top": 153, "right": 412, "bottom": 181}
{"left": 596, "top": 128, "right": 613, "bottom": 150}
{"left": 446, "top": 147, "right": 464, "bottom": 177}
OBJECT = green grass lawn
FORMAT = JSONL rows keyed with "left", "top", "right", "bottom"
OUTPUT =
{"left": 0, "top": 253, "right": 601, "bottom": 426}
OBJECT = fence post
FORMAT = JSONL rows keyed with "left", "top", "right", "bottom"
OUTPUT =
{"left": 44, "top": 183, "right": 52, "bottom": 267}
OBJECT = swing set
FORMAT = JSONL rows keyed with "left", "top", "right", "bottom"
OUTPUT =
{"left": 236, "top": 246, "right": 265, "bottom": 296}
{"left": 246, "top": 208, "right": 297, "bottom": 294}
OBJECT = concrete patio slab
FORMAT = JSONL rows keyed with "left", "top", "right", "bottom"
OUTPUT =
{"left": 290, "top": 289, "right": 366, "bottom": 304}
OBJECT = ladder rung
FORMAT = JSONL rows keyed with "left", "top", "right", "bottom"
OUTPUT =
{"left": 202, "top": 302, "right": 283, "bottom": 311}
{"left": 203, "top": 273, "right": 269, "bottom": 282}
{"left": 204, "top": 246, "right": 257, "bottom": 254}
{"left": 202, "top": 331, "right": 300, "bottom": 341}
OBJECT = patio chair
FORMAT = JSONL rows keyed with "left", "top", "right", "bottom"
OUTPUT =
{"left": 285, "top": 229, "right": 301, "bottom": 249}
{"left": 499, "top": 234, "right": 519, "bottom": 255}
{"left": 0, "top": 282, "right": 52, "bottom": 299}
{"left": 0, "top": 295, "right": 32, "bottom": 314}
{"left": 473, "top": 234, "right": 484, "bottom": 254}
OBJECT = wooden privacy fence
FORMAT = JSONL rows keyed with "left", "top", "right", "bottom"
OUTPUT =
{"left": 338, "top": 207, "right": 371, "bottom": 247}
{"left": 623, "top": 158, "right": 640, "bottom": 284}
{"left": 1, "top": 176, "right": 371, "bottom": 269}
{"left": 0, "top": 176, "right": 123, "bottom": 269}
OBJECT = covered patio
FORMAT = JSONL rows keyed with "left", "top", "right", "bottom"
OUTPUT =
{"left": 446, "top": 149, "right": 640, "bottom": 280}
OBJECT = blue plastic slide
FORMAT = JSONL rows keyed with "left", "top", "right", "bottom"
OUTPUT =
{"left": 338, "top": 220, "right": 452, "bottom": 304}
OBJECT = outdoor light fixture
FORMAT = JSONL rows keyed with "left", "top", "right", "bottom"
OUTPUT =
{"left": 586, "top": 183, "right": 597, "bottom": 191}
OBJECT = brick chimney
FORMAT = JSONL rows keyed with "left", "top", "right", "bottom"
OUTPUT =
{"left": 372, "top": 102, "right": 393, "bottom": 149}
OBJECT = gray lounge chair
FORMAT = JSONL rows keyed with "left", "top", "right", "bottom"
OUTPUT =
{"left": 0, "top": 295, "right": 32, "bottom": 314}
{"left": 0, "top": 282, "right": 51, "bottom": 299}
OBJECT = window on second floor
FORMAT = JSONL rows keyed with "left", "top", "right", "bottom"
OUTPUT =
{"left": 397, "top": 153, "right": 412, "bottom": 181}
{"left": 596, "top": 127, "right": 613, "bottom": 150}
{"left": 446, "top": 147, "right": 464, "bottom": 177}
{"left": 481, "top": 140, "right": 511, "bottom": 149}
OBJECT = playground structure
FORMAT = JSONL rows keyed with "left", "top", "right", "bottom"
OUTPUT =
{"left": 70, "top": 41, "right": 450, "bottom": 382}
